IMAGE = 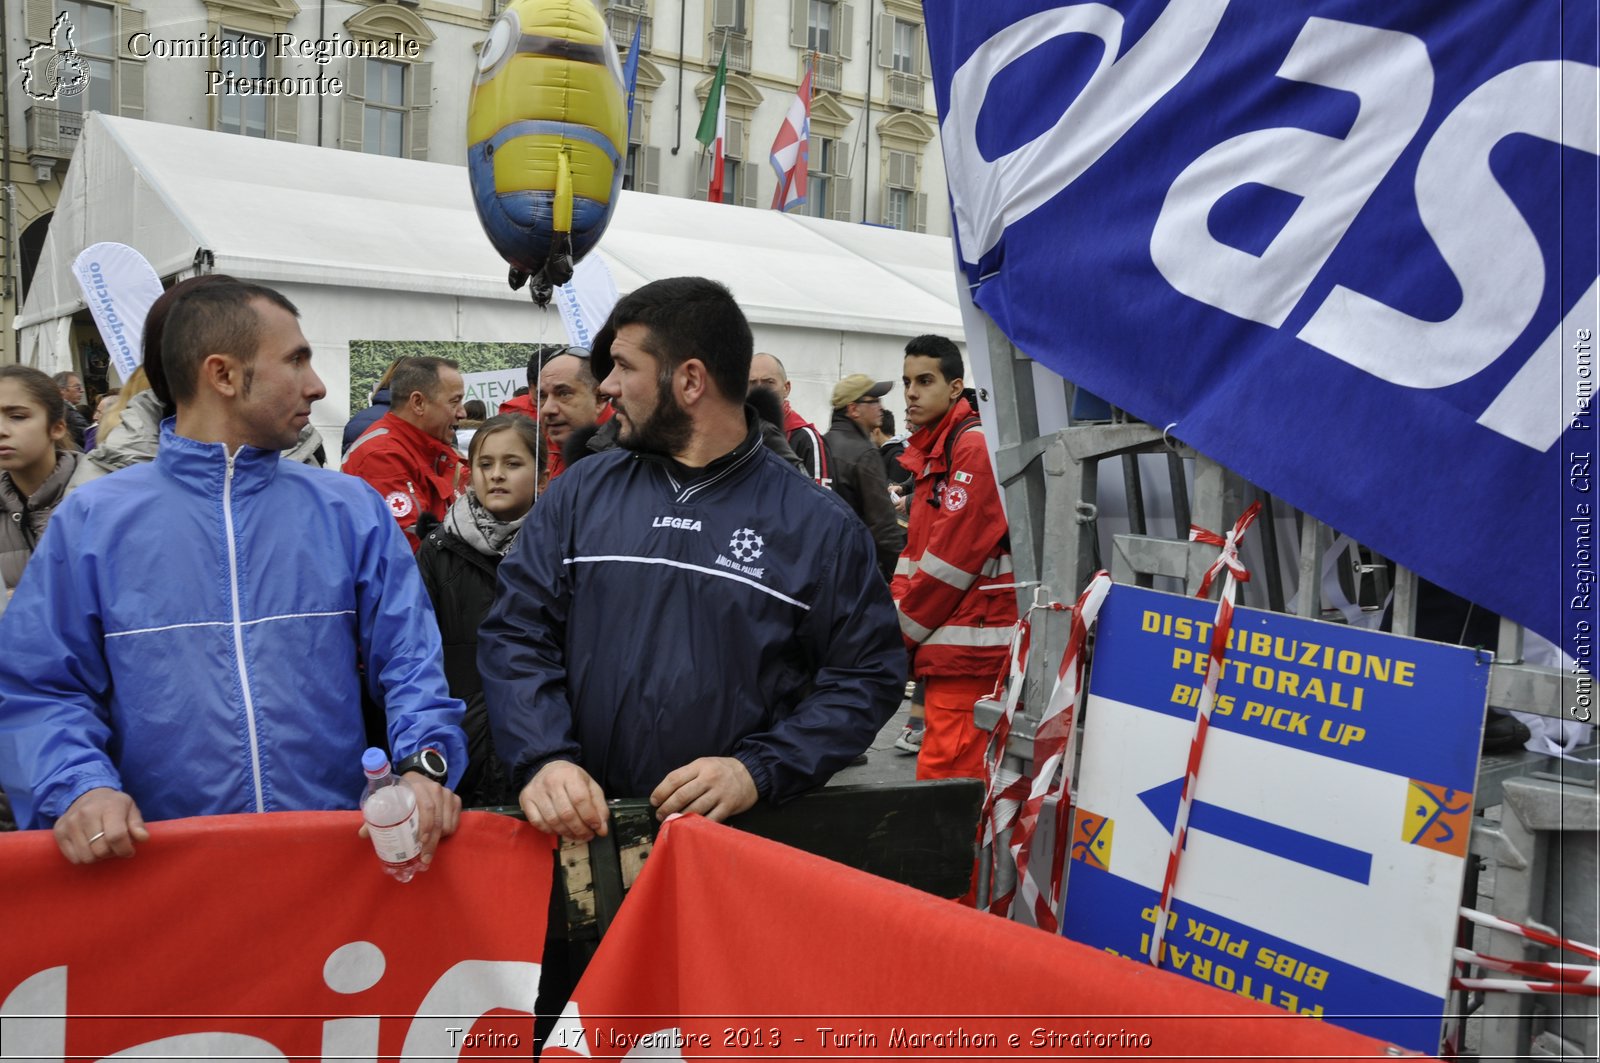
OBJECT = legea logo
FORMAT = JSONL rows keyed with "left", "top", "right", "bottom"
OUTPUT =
{"left": 18, "top": 12, "right": 90, "bottom": 102}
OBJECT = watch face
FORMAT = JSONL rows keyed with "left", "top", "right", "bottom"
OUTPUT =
{"left": 419, "top": 749, "right": 447, "bottom": 780}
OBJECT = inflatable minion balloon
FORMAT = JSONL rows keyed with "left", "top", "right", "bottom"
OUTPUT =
{"left": 468, "top": 0, "right": 627, "bottom": 305}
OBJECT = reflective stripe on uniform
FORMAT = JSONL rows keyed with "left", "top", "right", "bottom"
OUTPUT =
{"left": 980, "top": 554, "right": 1014, "bottom": 578}
{"left": 344, "top": 426, "right": 390, "bottom": 458}
{"left": 918, "top": 550, "right": 978, "bottom": 592}
{"left": 924, "top": 624, "right": 1016, "bottom": 649}
{"left": 895, "top": 556, "right": 917, "bottom": 578}
{"left": 897, "top": 605, "right": 934, "bottom": 643}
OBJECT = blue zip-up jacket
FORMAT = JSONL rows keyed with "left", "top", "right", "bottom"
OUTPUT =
{"left": 479, "top": 419, "right": 906, "bottom": 803}
{"left": 0, "top": 422, "right": 466, "bottom": 828}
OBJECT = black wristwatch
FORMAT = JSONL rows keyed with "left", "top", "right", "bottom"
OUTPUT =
{"left": 395, "top": 747, "right": 448, "bottom": 785}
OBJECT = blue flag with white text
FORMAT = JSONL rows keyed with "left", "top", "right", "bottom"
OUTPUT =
{"left": 924, "top": 2, "right": 1597, "bottom": 652}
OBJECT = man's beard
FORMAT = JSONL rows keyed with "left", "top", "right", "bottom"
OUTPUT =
{"left": 616, "top": 373, "right": 692, "bottom": 457}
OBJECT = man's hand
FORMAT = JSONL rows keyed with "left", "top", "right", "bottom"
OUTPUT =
{"left": 518, "top": 761, "right": 609, "bottom": 841}
{"left": 399, "top": 773, "right": 461, "bottom": 865}
{"left": 54, "top": 787, "right": 149, "bottom": 864}
{"left": 650, "top": 757, "right": 758, "bottom": 823}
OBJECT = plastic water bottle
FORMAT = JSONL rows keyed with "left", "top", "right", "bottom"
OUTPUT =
{"left": 362, "top": 748, "right": 424, "bottom": 882}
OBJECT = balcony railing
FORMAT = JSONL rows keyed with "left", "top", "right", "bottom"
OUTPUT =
{"left": 811, "top": 53, "right": 843, "bottom": 93}
{"left": 605, "top": 7, "right": 652, "bottom": 52}
{"left": 25, "top": 106, "right": 82, "bottom": 160}
{"left": 707, "top": 30, "right": 750, "bottom": 73}
{"left": 887, "top": 70, "right": 924, "bottom": 110}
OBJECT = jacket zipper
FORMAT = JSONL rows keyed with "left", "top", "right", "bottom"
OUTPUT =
{"left": 223, "top": 449, "right": 266, "bottom": 813}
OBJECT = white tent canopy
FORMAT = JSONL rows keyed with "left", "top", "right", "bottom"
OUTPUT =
{"left": 17, "top": 114, "right": 964, "bottom": 445}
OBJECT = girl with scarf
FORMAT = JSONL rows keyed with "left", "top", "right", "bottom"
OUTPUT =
{"left": 1, "top": 366, "right": 82, "bottom": 617}
{"left": 418, "top": 415, "right": 543, "bottom": 807}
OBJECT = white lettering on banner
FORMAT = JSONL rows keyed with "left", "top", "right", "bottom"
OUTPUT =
{"left": 1478, "top": 279, "right": 1600, "bottom": 451}
{"left": 941, "top": 0, "right": 1229, "bottom": 264}
{"left": 1150, "top": 18, "right": 1433, "bottom": 328}
{"left": 0, "top": 952, "right": 542, "bottom": 1062}
{"left": 944, "top": 9, "right": 1599, "bottom": 452}
{"left": 1299, "top": 61, "right": 1600, "bottom": 401}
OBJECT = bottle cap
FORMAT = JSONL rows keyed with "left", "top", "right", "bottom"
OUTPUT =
{"left": 362, "top": 747, "right": 390, "bottom": 775}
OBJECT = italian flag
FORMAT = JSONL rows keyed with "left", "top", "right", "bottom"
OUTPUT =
{"left": 696, "top": 46, "right": 729, "bottom": 203}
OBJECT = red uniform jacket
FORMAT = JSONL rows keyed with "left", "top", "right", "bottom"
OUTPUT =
{"left": 891, "top": 398, "right": 1017, "bottom": 679}
{"left": 343, "top": 412, "right": 466, "bottom": 552}
{"left": 498, "top": 394, "right": 539, "bottom": 419}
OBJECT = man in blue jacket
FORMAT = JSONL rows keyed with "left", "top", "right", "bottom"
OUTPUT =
{"left": 480, "top": 277, "right": 905, "bottom": 842}
{"left": 0, "top": 281, "right": 466, "bottom": 865}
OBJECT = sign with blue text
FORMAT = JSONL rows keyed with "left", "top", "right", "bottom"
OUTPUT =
{"left": 923, "top": 2, "right": 1598, "bottom": 650}
{"left": 1062, "top": 584, "right": 1489, "bottom": 1054}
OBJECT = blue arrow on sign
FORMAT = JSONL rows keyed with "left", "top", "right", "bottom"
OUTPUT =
{"left": 1138, "top": 778, "right": 1373, "bottom": 885}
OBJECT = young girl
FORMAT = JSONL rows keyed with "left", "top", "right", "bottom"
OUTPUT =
{"left": 1, "top": 366, "right": 82, "bottom": 616}
{"left": 417, "top": 415, "right": 543, "bottom": 808}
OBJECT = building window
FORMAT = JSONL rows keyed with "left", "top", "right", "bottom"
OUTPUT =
{"left": 884, "top": 148, "right": 922, "bottom": 231}
{"left": 891, "top": 19, "right": 917, "bottom": 73}
{"left": 363, "top": 59, "right": 406, "bottom": 157}
{"left": 806, "top": 0, "right": 832, "bottom": 54}
{"left": 713, "top": 0, "right": 746, "bottom": 34}
{"left": 217, "top": 31, "right": 269, "bottom": 137}
{"left": 55, "top": 0, "right": 113, "bottom": 115}
{"left": 807, "top": 135, "right": 837, "bottom": 219}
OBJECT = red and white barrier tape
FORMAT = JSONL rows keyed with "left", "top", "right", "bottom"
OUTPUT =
{"left": 1454, "top": 947, "right": 1600, "bottom": 985}
{"left": 1148, "top": 502, "right": 1263, "bottom": 967}
{"left": 1459, "top": 907, "right": 1600, "bottom": 962}
{"left": 1451, "top": 976, "right": 1600, "bottom": 997}
{"left": 1012, "top": 573, "right": 1112, "bottom": 932}
{"left": 978, "top": 573, "right": 1113, "bottom": 931}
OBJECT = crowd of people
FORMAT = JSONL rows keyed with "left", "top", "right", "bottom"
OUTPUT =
{"left": 0, "top": 272, "right": 1019, "bottom": 1027}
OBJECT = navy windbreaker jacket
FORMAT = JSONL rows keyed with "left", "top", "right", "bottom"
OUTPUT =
{"left": 479, "top": 421, "right": 905, "bottom": 803}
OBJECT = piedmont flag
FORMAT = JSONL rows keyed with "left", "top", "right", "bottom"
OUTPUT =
{"left": 769, "top": 61, "right": 813, "bottom": 212}
{"left": 695, "top": 46, "right": 729, "bottom": 203}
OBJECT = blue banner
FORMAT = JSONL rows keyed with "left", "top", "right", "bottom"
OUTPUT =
{"left": 924, "top": 2, "right": 1598, "bottom": 650}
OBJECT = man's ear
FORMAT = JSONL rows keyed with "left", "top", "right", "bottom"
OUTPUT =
{"left": 678, "top": 359, "right": 709, "bottom": 406}
{"left": 201, "top": 353, "right": 241, "bottom": 398}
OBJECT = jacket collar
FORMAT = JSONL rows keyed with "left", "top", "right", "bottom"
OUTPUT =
{"left": 828, "top": 406, "right": 870, "bottom": 439}
{"left": 903, "top": 397, "right": 976, "bottom": 477}
{"left": 635, "top": 408, "right": 765, "bottom": 494}
{"left": 783, "top": 406, "right": 816, "bottom": 435}
{"left": 376, "top": 411, "right": 460, "bottom": 469}
{"left": 1, "top": 449, "right": 80, "bottom": 514}
{"left": 155, "top": 418, "right": 284, "bottom": 498}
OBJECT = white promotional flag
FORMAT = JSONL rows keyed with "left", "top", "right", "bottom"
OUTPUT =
{"left": 554, "top": 254, "right": 620, "bottom": 351}
{"left": 70, "top": 243, "right": 164, "bottom": 381}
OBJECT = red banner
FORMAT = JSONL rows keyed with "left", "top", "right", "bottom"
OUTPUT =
{"left": 0, "top": 812, "right": 552, "bottom": 1061}
{"left": 557, "top": 816, "right": 1424, "bottom": 1061}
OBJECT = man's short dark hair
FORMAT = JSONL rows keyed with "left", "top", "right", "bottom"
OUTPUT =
{"left": 597, "top": 277, "right": 751, "bottom": 402}
{"left": 905, "top": 334, "right": 963, "bottom": 385}
{"left": 389, "top": 356, "right": 461, "bottom": 406}
{"left": 162, "top": 282, "right": 299, "bottom": 404}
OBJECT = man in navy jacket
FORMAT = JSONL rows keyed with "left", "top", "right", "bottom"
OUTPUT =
{"left": 480, "top": 277, "right": 905, "bottom": 842}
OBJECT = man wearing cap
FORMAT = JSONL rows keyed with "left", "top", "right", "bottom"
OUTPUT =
{"left": 824, "top": 374, "right": 905, "bottom": 581}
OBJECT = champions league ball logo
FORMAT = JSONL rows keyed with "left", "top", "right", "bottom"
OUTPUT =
{"left": 728, "top": 528, "right": 764, "bottom": 563}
